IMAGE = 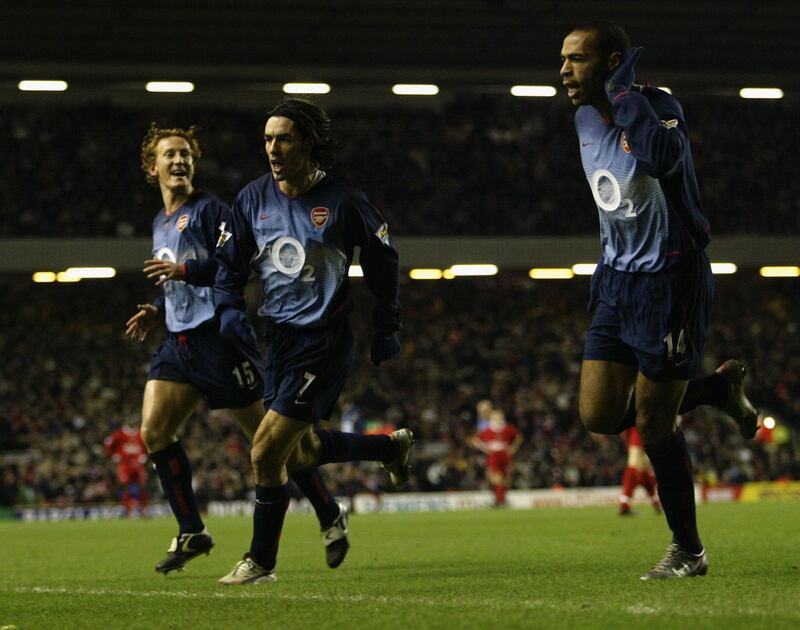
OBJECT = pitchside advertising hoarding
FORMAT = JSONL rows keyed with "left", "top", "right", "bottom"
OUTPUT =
{"left": 738, "top": 481, "right": 800, "bottom": 502}
{"left": 9, "top": 481, "right": 800, "bottom": 521}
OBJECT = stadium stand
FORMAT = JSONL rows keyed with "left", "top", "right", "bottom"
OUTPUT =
{"left": 1, "top": 95, "right": 798, "bottom": 238}
{"left": 1, "top": 274, "right": 796, "bottom": 507}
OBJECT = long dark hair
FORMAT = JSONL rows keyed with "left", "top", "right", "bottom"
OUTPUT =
{"left": 266, "top": 98, "right": 334, "bottom": 169}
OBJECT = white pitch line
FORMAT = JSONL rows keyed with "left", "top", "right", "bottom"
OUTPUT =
{"left": 626, "top": 604, "right": 660, "bottom": 615}
{"left": 7, "top": 585, "right": 557, "bottom": 611}
{"left": 10, "top": 586, "right": 379, "bottom": 604}
{"left": 5, "top": 586, "right": 584, "bottom": 614}
{"left": 5, "top": 586, "right": 794, "bottom": 619}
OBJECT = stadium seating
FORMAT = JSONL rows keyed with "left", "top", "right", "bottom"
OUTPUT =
{"left": 1, "top": 95, "right": 797, "bottom": 238}
{"left": 0, "top": 274, "right": 797, "bottom": 507}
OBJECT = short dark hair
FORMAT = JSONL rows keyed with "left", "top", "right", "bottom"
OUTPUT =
{"left": 266, "top": 98, "right": 334, "bottom": 168}
{"left": 571, "top": 21, "right": 630, "bottom": 59}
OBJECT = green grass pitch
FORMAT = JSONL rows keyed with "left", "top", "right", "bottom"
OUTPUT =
{"left": 1, "top": 502, "right": 798, "bottom": 629}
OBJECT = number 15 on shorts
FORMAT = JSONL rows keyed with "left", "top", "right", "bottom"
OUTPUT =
{"left": 232, "top": 361, "right": 257, "bottom": 389}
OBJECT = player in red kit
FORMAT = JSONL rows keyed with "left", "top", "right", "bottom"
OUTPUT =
{"left": 471, "top": 410, "right": 523, "bottom": 507}
{"left": 619, "top": 427, "right": 661, "bottom": 516}
{"left": 103, "top": 425, "right": 149, "bottom": 516}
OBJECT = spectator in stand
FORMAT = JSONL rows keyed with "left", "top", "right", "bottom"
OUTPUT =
{"left": 1, "top": 96, "right": 798, "bottom": 238}
{"left": 475, "top": 399, "right": 494, "bottom": 432}
{"left": 0, "top": 275, "right": 797, "bottom": 507}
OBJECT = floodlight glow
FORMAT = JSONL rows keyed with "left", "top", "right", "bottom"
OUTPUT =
{"left": 442, "top": 269, "right": 455, "bottom": 280}
{"left": 283, "top": 83, "right": 331, "bottom": 94}
{"left": 529, "top": 268, "right": 574, "bottom": 280}
{"left": 759, "top": 266, "right": 800, "bottom": 278}
{"left": 448, "top": 264, "right": 498, "bottom": 277}
{"left": 657, "top": 86, "right": 672, "bottom": 94}
{"left": 63, "top": 267, "right": 117, "bottom": 279}
{"left": 739, "top": 88, "right": 783, "bottom": 99}
{"left": 710, "top": 262, "right": 737, "bottom": 275}
{"left": 348, "top": 265, "right": 364, "bottom": 277}
{"left": 392, "top": 84, "right": 439, "bottom": 96}
{"left": 18, "top": 80, "right": 68, "bottom": 92}
{"left": 571, "top": 263, "right": 597, "bottom": 276}
{"left": 510, "top": 85, "right": 557, "bottom": 97}
{"left": 32, "top": 272, "right": 57, "bottom": 283}
{"left": 762, "top": 416, "right": 776, "bottom": 430}
{"left": 145, "top": 82, "right": 195, "bottom": 93}
{"left": 56, "top": 272, "right": 81, "bottom": 283}
{"left": 409, "top": 268, "right": 443, "bottom": 280}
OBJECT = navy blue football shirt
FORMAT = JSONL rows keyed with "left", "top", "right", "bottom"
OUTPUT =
{"left": 151, "top": 191, "right": 229, "bottom": 332}
{"left": 575, "top": 86, "right": 710, "bottom": 272}
{"left": 214, "top": 173, "right": 400, "bottom": 332}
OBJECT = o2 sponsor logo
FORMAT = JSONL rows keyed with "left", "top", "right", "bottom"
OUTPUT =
{"left": 589, "top": 169, "right": 636, "bottom": 218}
{"left": 268, "top": 236, "right": 315, "bottom": 282}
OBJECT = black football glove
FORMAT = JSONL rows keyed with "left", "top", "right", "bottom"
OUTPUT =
{"left": 605, "top": 46, "right": 642, "bottom": 102}
{"left": 370, "top": 333, "right": 401, "bottom": 367}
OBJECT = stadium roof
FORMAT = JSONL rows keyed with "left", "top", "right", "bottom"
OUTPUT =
{"left": 1, "top": 0, "right": 797, "bottom": 103}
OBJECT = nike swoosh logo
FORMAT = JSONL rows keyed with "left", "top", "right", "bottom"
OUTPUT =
{"left": 294, "top": 400, "right": 309, "bottom": 405}
{"left": 323, "top": 529, "right": 345, "bottom": 542}
{"left": 255, "top": 499, "right": 284, "bottom": 506}
{"left": 671, "top": 563, "right": 691, "bottom": 576}
{"left": 582, "top": 141, "right": 594, "bottom": 146}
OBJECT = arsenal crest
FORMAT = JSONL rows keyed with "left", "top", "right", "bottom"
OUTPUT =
{"left": 311, "top": 206, "right": 329, "bottom": 228}
{"left": 621, "top": 132, "right": 631, "bottom": 154}
{"left": 176, "top": 214, "right": 190, "bottom": 231}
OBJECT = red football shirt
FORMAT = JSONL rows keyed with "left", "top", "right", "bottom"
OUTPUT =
{"left": 477, "top": 424, "right": 520, "bottom": 455}
{"left": 103, "top": 427, "right": 147, "bottom": 466}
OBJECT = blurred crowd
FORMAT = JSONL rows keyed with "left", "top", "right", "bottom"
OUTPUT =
{"left": 1, "top": 94, "right": 798, "bottom": 238}
{"left": 1, "top": 272, "right": 797, "bottom": 509}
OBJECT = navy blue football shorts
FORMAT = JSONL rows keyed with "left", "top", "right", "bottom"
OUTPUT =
{"left": 262, "top": 315, "right": 355, "bottom": 423}
{"left": 583, "top": 250, "right": 714, "bottom": 382}
{"left": 148, "top": 319, "right": 264, "bottom": 410}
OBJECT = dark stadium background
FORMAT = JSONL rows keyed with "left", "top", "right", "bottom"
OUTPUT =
{"left": 1, "top": 0, "right": 798, "bottom": 511}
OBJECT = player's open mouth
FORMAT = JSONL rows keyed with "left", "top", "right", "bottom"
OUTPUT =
{"left": 170, "top": 170, "right": 187, "bottom": 177}
{"left": 564, "top": 83, "right": 579, "bottom": 98}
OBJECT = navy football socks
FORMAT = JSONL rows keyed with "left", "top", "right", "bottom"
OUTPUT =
{"left": 150, "top": 441, "right": 204, "bottom": 534}
{"left": 291, "top": 468, "right": 339, "bottom": 527}
{"left": 679, "top": 373, "right": 729, "bottom": 413}
{"left": 644, "top": 430, "right": 703, "bottom": 554}
{"left": 314, "top": 429, "right": 396, "bottom": 465}
{"left": 618, "top": 372, "right": 730, "bottom": 432}
{"left": 249, "top": 484, "right": 291, "bottom": 571}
